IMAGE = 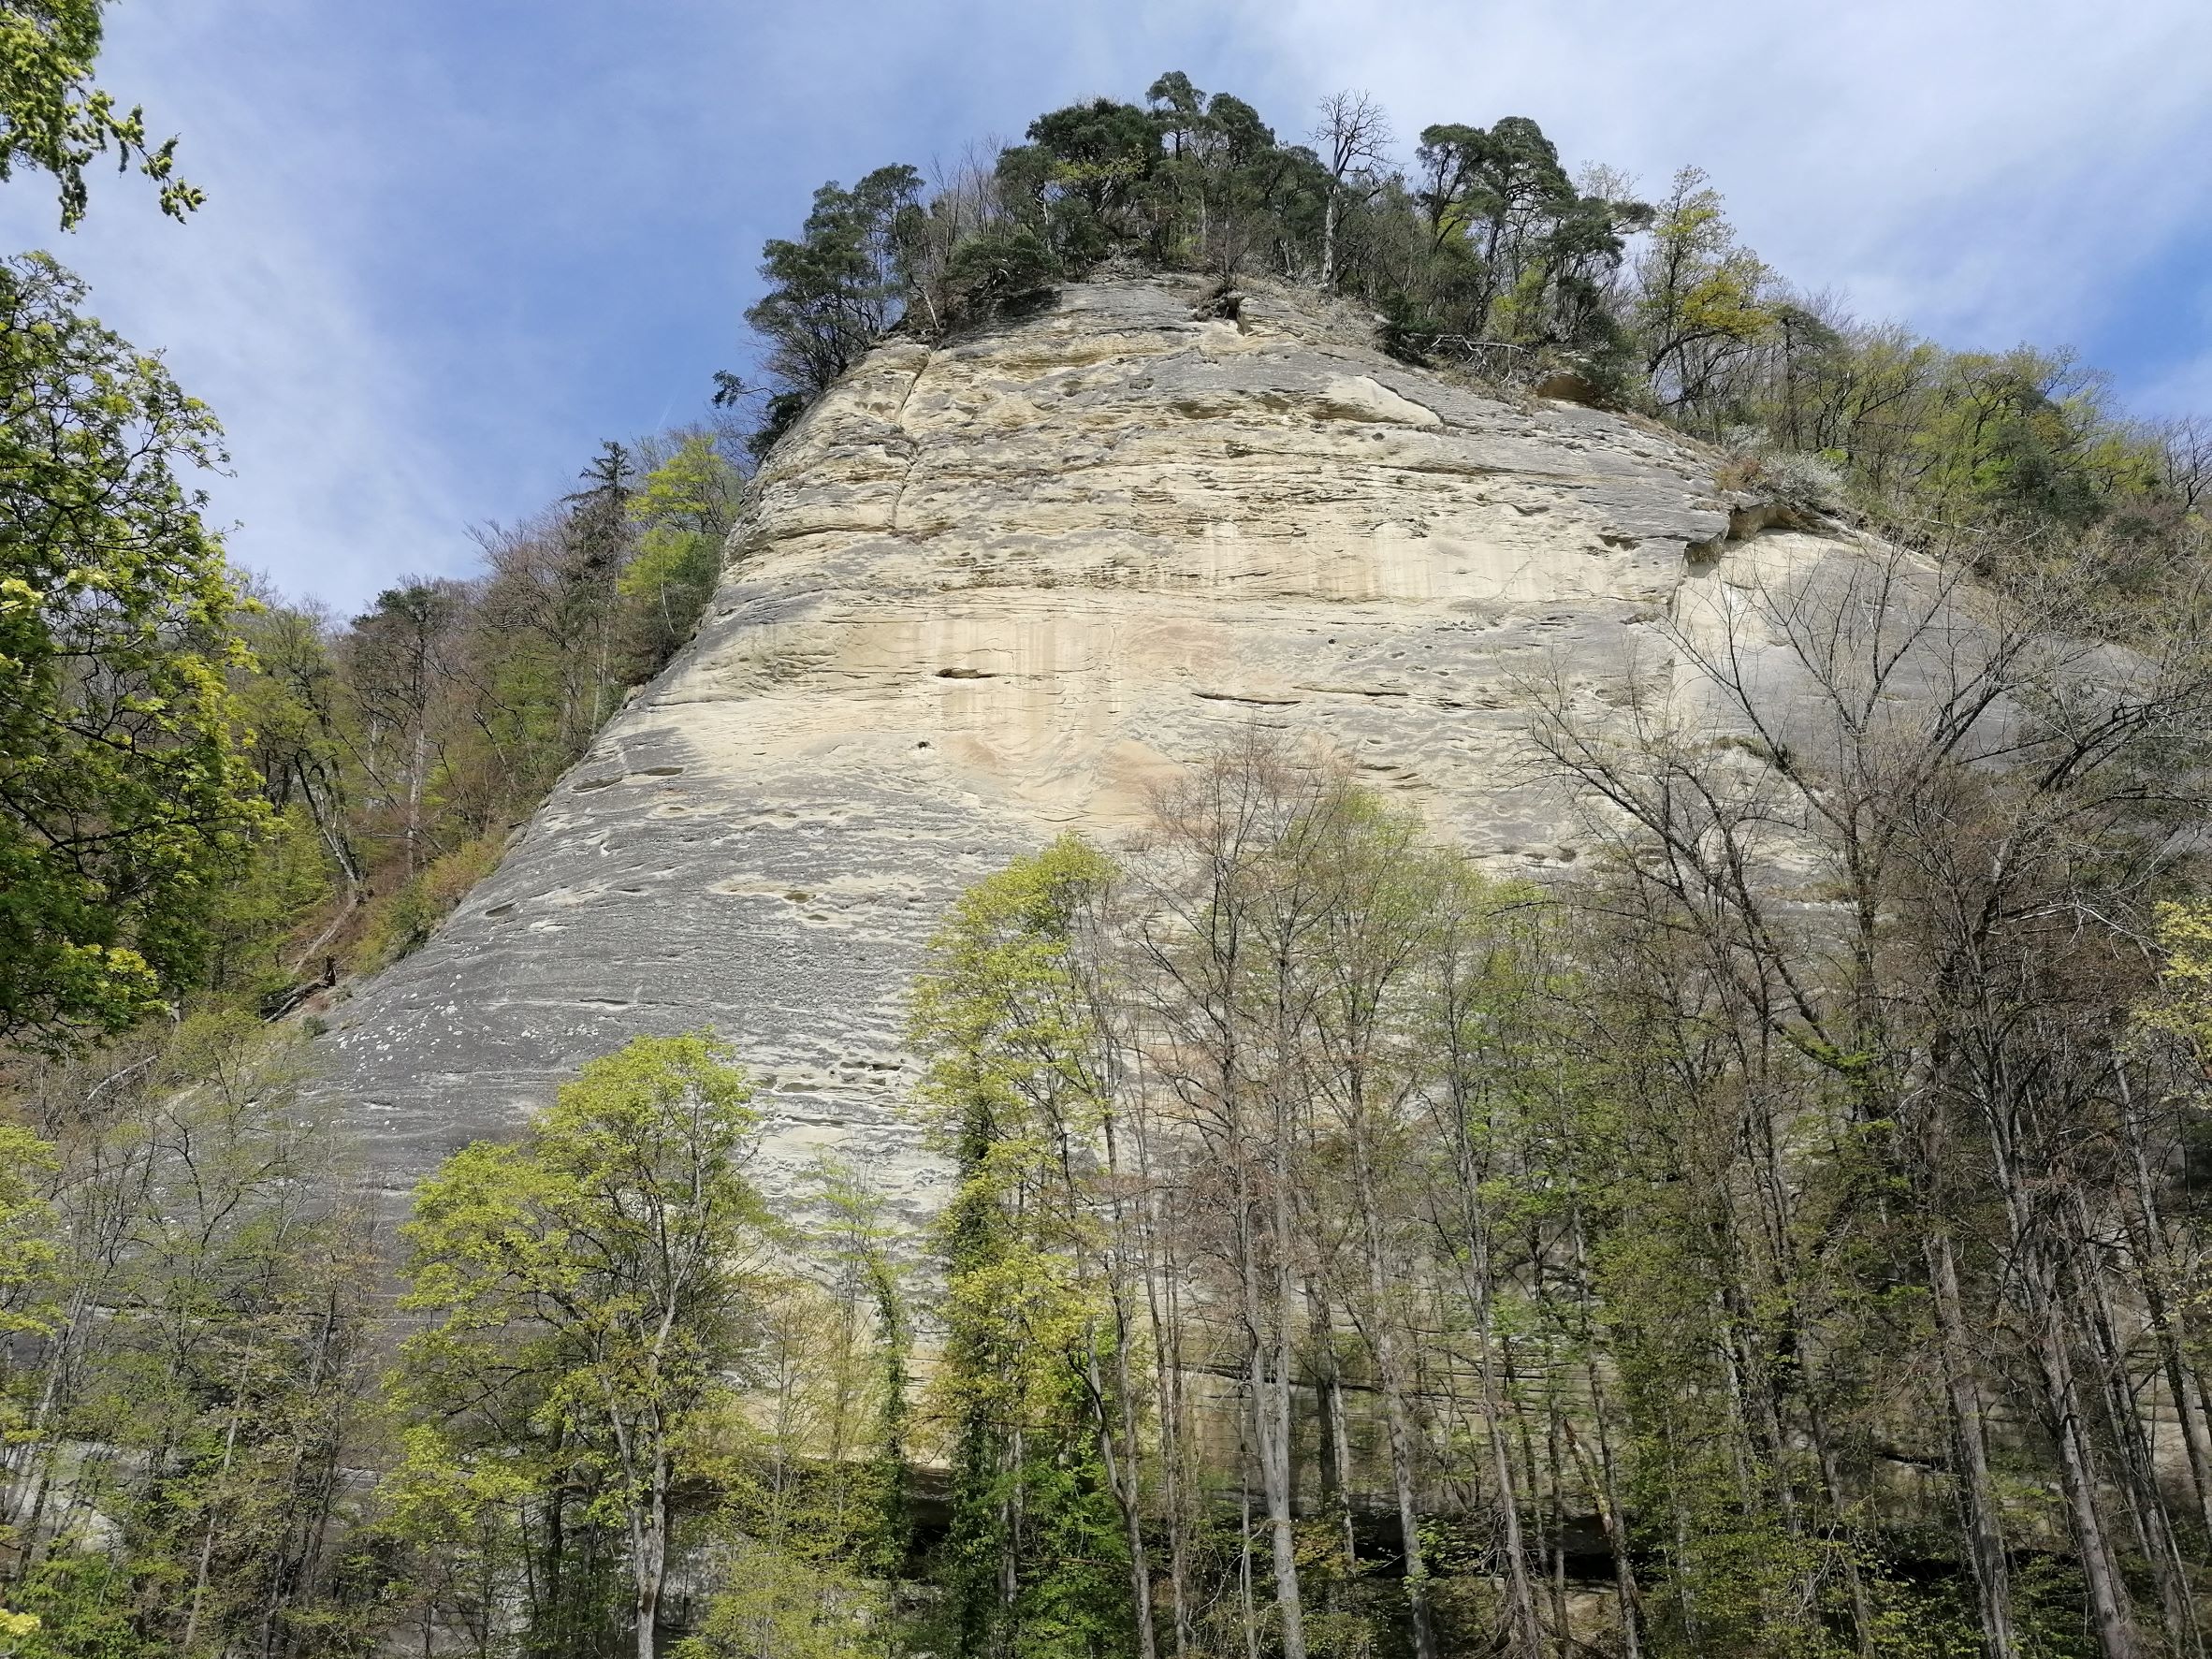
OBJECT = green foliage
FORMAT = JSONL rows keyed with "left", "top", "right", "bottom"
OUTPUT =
{"left": 355, "top": 835, "right": 499, "bottom": 968}
{"left": 746, "top": 166, "right": 924, "bottom": 411}
{"left": 0, "top": 0, "right": 199, "bottom": 227}
{"left": 998, "top": 97, "right": 1159, "bottom": 273}
{"left": 7, "top": 1547, "right": 158, "bottom": 1658}
{"left": 1906, "top": 349, "right": 2112, "bottom": 531}
{"left": 397, "top": 1032, "right": 771, "bottom": 1656}
{"left": 0, "top": 1121, "right": 58, "bottom": 1340}
{"left": 2151, "top": 898, "right": 2212, "bottom": 1051}
{"left": 672, "top": 1538, "right": 880, "bottom": 1659}
{"left": 0, "top": 1013, "right": 379, "bottom": 1657}
{"left": 621, "top": 432, "right": 738, "bottom": 663}
{"left": 675, "top": 1270, "right": 899, "bottom": 1659}
{"left": 911, "top": 837, "right": 1134, "bottom": 1659}
{"left": 203, "top": 805, "right": 335, "bottom": 1002}
{"left": 372, "top": 1420, "right": 538, "bottom": 1656}
{"left": 1402, "top": 112, "right": 1637, "bottom": 355}
{"left": 1633, "top": 167, "right": 1775, "bottom": 410}
{"left": 0, "top": 253, "right": 265, "bottom": 1047}
{"left": 936, "top": 227, "right": 1060, "bottom": 328}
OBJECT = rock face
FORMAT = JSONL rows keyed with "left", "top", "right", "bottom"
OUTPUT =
{"left": 319, "top": 269, "right": 1860, "bottom": 1215}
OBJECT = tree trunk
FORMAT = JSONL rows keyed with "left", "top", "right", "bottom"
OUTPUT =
{"left": 1142, "top": 1176, "right": 1195, "bottom": 1659}
{"left": 2042, "top": 1330, "right": 2138, "bottom": 1659}
{"left": 1568, "top": 1206, "right": 1644, "bottom": 1659}
{"left": 1927, "top": 1227, "right": 2016, "bottom": 1659}
{"left": 1471, "top": 1215, "right": 1546, "bottom": 1656}
{"left": 1347, "top": 1120, "right": 1437, "bottom": 1659}
{"left": 1241, "top": 1163, "right": 1306, "bottom": 1659}
{"left": 2116, "top": 1060, "right": 2212, "bottom": 1540}
{"left": 633, "top": 1454, "right": 668, "bottom": 1659}
{"left": 181, "top": 1345, "right": 252, "bottom": 1653}
{"left": 1305, "top": 1276, "right": 1358, "bottom": 1571}
{"left": 1085, "top": 1339, "right": 1158, "bottom": 1659}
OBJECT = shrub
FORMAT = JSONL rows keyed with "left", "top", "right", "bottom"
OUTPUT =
{"left": 356, "top": 837, "right": 502, "bottom": 969}
{"left": 1717, "top": 427, "right": 1845, "bottom": 512}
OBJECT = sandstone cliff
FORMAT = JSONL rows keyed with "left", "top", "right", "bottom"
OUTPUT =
{"left": 320, "top": 269, "right": 1867, "bottom": 1213}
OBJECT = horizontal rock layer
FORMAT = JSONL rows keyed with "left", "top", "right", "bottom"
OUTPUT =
{"left": 318, "top": 271, "right": 1868, "bottom": 1216}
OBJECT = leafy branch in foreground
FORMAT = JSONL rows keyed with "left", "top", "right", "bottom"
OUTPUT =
{"left": 0, "top": 252, "right": 262, "bottom": 1046}
{"left": 0, "top": 0, "right": 201, "bottom": 226}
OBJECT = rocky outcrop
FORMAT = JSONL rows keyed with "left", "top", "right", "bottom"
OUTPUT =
{"left": 318, "top": 270, "right": 1869, "bottom": 1215}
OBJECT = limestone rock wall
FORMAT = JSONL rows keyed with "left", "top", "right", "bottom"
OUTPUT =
{"left": 318, "top": 271, "right": 1863, "bottom": 1216}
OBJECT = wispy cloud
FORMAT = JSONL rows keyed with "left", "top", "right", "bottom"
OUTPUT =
{"left": 0, "top": 5, "right": 488, "bottom": 608}
{"left": 1243, "top": 0, "right": 2212, "bottom": 348}
{"left": 4, "top": 0, "right": 2204, "bottom": 609}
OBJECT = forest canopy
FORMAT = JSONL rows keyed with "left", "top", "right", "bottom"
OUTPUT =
{"left": 736, "top": 71, "right": 2208, "bottom": 599}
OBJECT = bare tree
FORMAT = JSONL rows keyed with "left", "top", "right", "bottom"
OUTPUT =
{"left": 1531, "top": 531, "right": 2212, "bottom": 1659}
{"left": 1130, "top": 738, "right": 1330, "bottom": 1659}
{"left": 1314, "top": 91, "right": 1393, "bottom": 291}
{"left": 2155, "top": 414, "right": 2212, "bottom": 515}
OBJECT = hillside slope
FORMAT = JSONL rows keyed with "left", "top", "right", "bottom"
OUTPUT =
{"left": 318, "top": 270, "right": 1861, "bottom": 1210}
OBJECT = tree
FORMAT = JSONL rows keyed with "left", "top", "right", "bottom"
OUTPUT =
{"left": 1313, "top": 90, "right": 1390, "bottom": 290}
{"left": 0, "top": 1121, "right": 57, "bottom": 1342}
{"left": 1, "top": 1014, "right": 379, "bottom": 1658}
{"left": 1290, "top": 790, "right": 1448, "bottom": 1659}
{"left": 1390, "top": 115, "right": 1637, "bottom": 365}
{"left": 1412, "top": 123, "right": 1485, "bottom": 251}
{"left": 0, "top": 252, "right": 264, "bottom": 1047}
{"left": 621, "top": 432, "right": 741, "bottom": 671}
{"left": 910, "top": 837, "right": 1140, "bottom": 1659}
{"left": 1130, "top": 743, "right": 1330, "bottom": 1659}
{"left": 399, "top": 1034, "right": 772, "bottom": 1659}
{"left": 343, "top": 580, "right": 460, "bottom": 880}
{"left": 0, "top": 0, "right": 200, "bottom": 226}
{"left": 745, "top": 167, "right": 924, "bottom": 415}
{"left": 1002, "top": 98, "right": 1159, "bottom": 272}
{"left": 930, "top": 226, "right": 1059, "bottom": 330}
{"left": 1635, "top": 167, "right": 1774, "bottom": 420}
{"left": 1532, "top": 533, "right": 2212, "bottom": 1658}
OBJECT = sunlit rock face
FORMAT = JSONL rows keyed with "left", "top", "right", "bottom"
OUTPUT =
{"left": 317, "top": 269, "right": 1864, "bottom": 1216}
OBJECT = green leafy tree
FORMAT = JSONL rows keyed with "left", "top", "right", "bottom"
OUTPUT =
{"left": 399, "top": 1033, "right": 772, "bottom": 1659}
{"left": 1391, "top": 115, "right": 1639, "bottom": 362}
{"left": 0, "top": 253, "right": 264, "bottom": 1047}
{"left": 0, "top": 1120, "right": 58, "bottom": 1354}
{"left": 676, "top": 1273, "right": 894, "bottom": 1659}
{"left": 621, "top": 432, "right": 741, "bottom": 670}
{"left": 1907, "top": 348, "right": 2112, "bottom": 533}
{"left": 932, "top": 227, "right": 1060, "bottom": 329}
{"left": 744, "top": 166, "right": 924, "bottom": 447}
{"left": 1, "top": 1014, "right": 380, "bottom": 1658}
{"left": 375, "top": 1421, "right": 537, "bottom": 1659}
{"left": 999, "top": 99, "right": 1159, "bottom": 273}
{"left": 1635, "top": 167, "right": 1775, "bottom": 419}
{"left": 911, "top": 838, "right": 1139, "bottom": 1659}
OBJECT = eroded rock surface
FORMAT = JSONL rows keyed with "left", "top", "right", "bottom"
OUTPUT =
{"left": 318, "top": 271, "right": 1870, "bottom": 1216}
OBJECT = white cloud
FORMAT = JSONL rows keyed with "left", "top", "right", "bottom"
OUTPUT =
{"left": 2136, "top": 348, "right": 2212, "bottom": 424}
{"left": 1235, "top": 0, "right": 2212, "bottom": 350}
{"left": 0, "top": 3, "right": 493, "bottom": 611}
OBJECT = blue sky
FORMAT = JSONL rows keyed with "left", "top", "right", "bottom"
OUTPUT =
{"left": 6, "top": 0, "right": 2209, "bottom": 612}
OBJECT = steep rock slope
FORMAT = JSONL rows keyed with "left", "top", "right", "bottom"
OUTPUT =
{"left": 320, "top": 271, "right": 1855, "bottom": 1212}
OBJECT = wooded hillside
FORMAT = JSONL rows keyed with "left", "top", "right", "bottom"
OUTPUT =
{"left": 2, "top": 34, "right": 2208, "bottom": 1659}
